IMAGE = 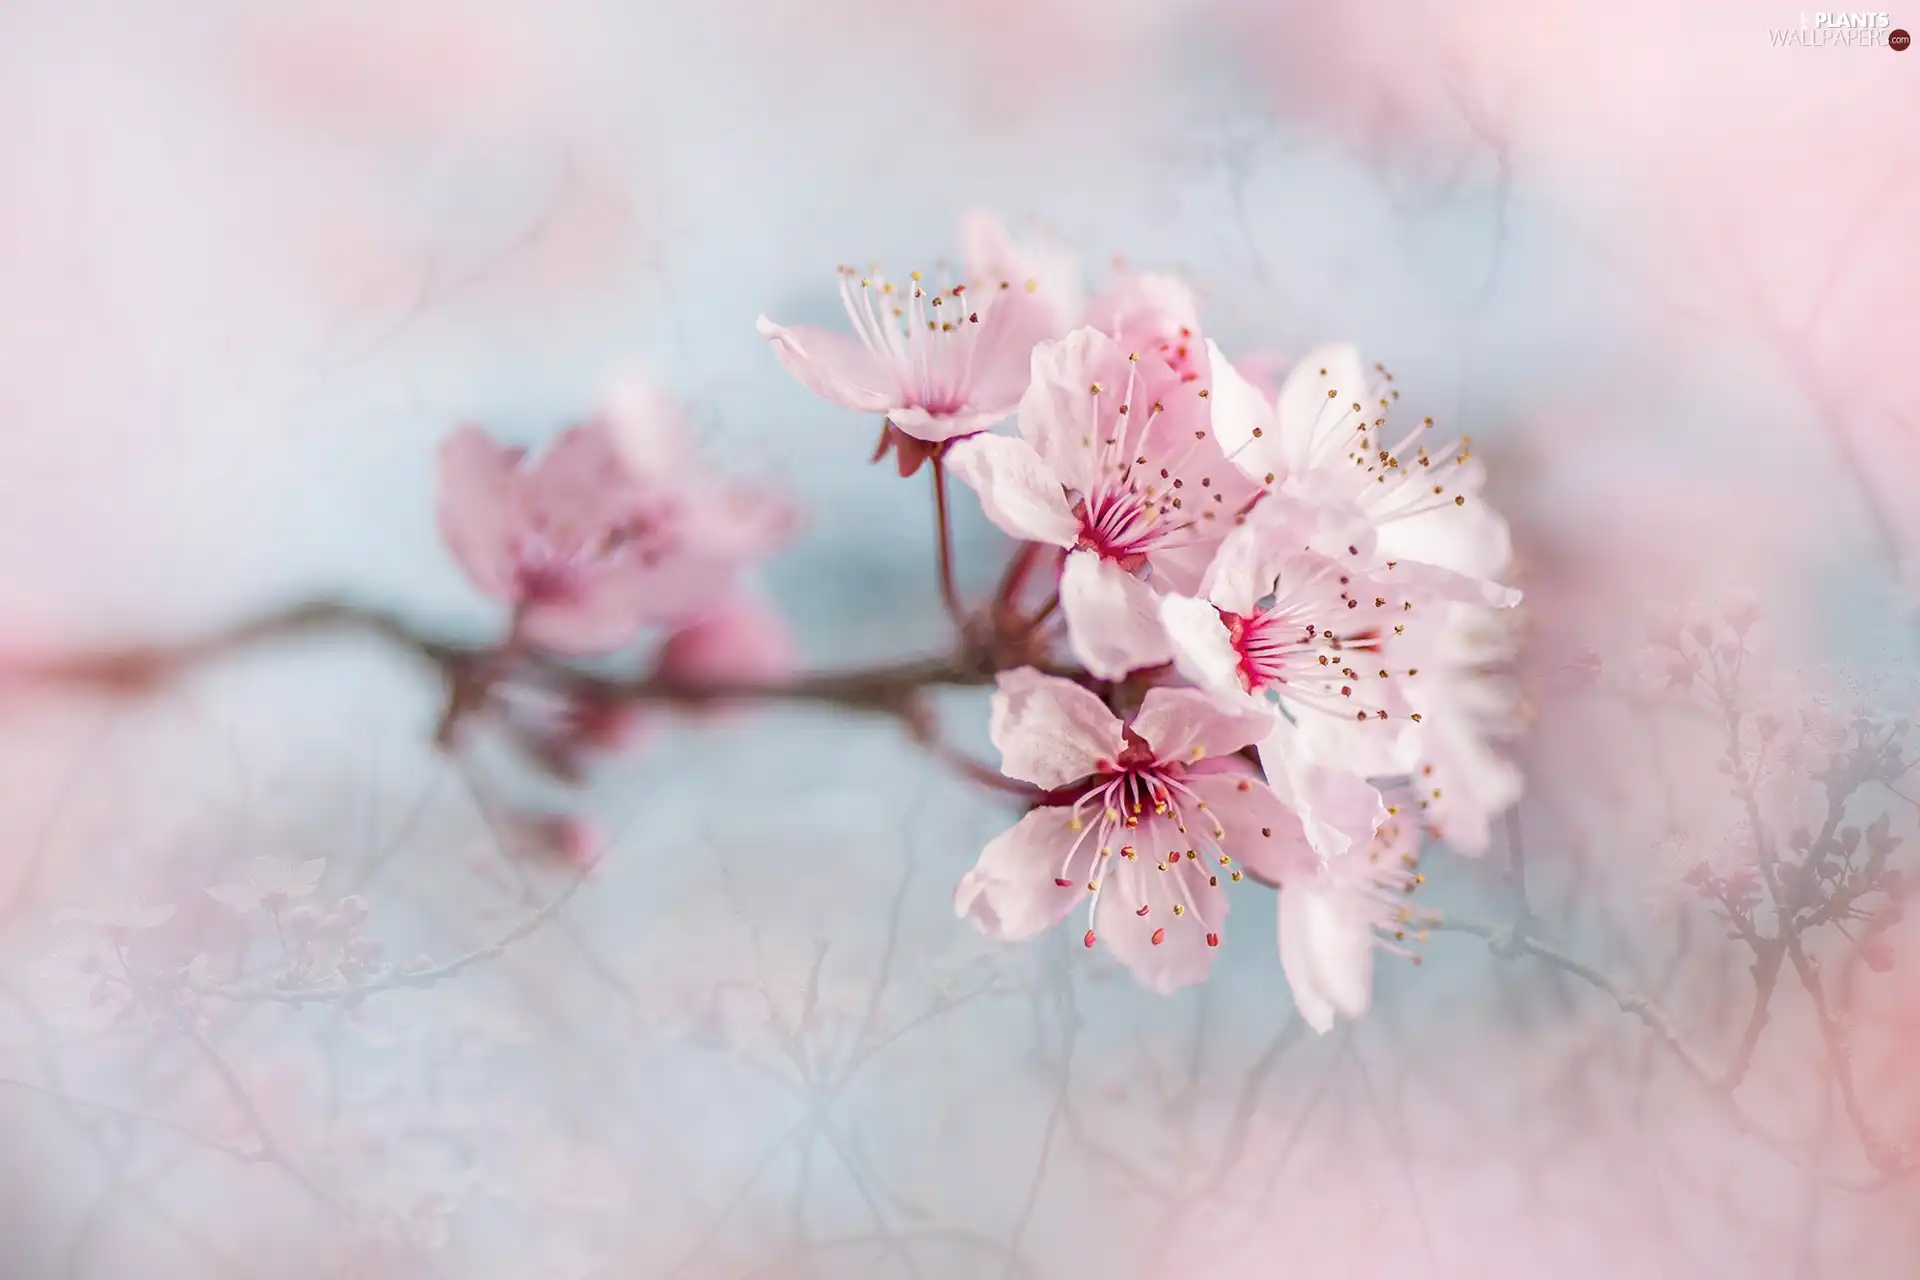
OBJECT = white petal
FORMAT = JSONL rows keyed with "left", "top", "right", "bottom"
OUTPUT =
{"left": 1278, "top": 881, "right": 1375, "bottom": 1034}
{"left": 1160, "top": 593, "right": 1251, "bottom": 704}
{"left": 944, "top": 434, "right": 1079, "bottom": 548}
{"left": 989, "top": 667, "right": 1126, "bottom": 789}
{"left": 757, "top": 316, "right": 896, "bottom": 414}
{"left": 1275, "top": 343, "right": 1372, "bottom": 473}
{"left": 1204, "top": 340, "right": 1285, "bottom": 482}
{"left": 1060, "top": 551, "right": 1173, "bottom": 680}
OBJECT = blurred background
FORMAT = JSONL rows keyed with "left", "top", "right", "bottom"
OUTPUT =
{"left": 1, "top": 2, "right": 1917, "bottom": 1275}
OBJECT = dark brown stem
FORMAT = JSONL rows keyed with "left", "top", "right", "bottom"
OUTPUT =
{"left": 0, "top": 598, "right": 1087, "bottom": 727}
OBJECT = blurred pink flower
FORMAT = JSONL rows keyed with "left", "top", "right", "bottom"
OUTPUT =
{"left": 205, "top": 857, "right": 328, "bottom": 914}
{"left": 947, "top": 326, "right": 1267, "bottom": 678}
{"left": 654, "top": 587, "right": 797, "bottom": 692}
{"left": 436, "top": 410, "right": 792, "bottom": 655}
{"left": 1083, "top": 270, "right": 1209, "bottom": 394}
{"left": 954, "top": 668, "right": 1311, "bottom": 994}
{"left": 757, "top": 213, "right": 1075, "bottom": 444}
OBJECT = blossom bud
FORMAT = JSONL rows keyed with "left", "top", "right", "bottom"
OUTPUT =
{"left": 1863, "top": 940, "right": 1896, "bottom": 973}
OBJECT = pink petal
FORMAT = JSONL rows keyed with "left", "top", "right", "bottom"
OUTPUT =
{"left": 989, "top": 667, "right": 1124, "bottom": 789}
{"left": 1278, "top": 877, "right": 1376, "bottom": 1034}
{"left": 436, "top": 425, "right": 526, "bottom": 602}
{"left": 887, "top": 405, "right": 1015, "bottom": 443}
{"left": 1204, "top": 341, "right": 1286, "bottom": 485}
{"left": 517, "top": 584, "right": 655, "bottom": 656}
{"left": 1130, "top": 686, "right": 1273, "bottom": 765}
{"left": 1196, "top": 517, "right": 1296, "bottom": 617}
{"left": 1095, "top": 860, "right": 1227, "bottom": 995}
{"left": 597, "top": 378, "right": 689, "bottom": 482}
{"left": 1160, "top": 593, "right": 1249, "bottom": 704}
{"left": 1275, "top": 343, "right": 1373, "bottom": 474}
{"left": 756, "top": 316, "right": 896, "bottom": 415}
{"left": 1383, "top": 555, "right": 1523, "bottom": 611}
{"left": 1257, "top": 730, "right": 1387, "bottom": 862}
{"left": 1059, "top": 550, "right": 1174, "bottom": 680}
{"left": 1084, "top": 272, "right": 1201, "bottom": 352}
{"left": 655, "top": 588, "right": 795, "bottom": 688}
{"left": 525, "top": 422, "right": 634, "bottom": 518}
{"left": 1181, "top": 771, "right": 1314, "bottom": 883}
{"left": 1374, "top": 497, "right": 1517, "bottom": 598}
{"left": 944, "top": 434, "right": 1079, "bottom": 549}
{"left": 1017, "top": 327, "right": 1133, "bottom": 493}
{"left": 960, "top": 210, "right": 1081, "bottom": 331}
{"left": 954, "top": 807, "right": 1086, "bottom": 941}
{"left": 1417, "top": 718, "right": 1523, "bottom": 857}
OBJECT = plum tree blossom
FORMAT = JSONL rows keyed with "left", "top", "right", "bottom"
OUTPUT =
{"left": 436, "top": 402, "right": 792, "bottom": 656}
{"left": 757, "top": 212, "right": 1075, "bottom": 450}
{"left": 947, "top": 326, "right": 1267, "bottom": 677}
{"left": 955, "top": 668, "right": 1314, "bottom": 993}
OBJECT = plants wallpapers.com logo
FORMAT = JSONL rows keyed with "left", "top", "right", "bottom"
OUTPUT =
{"left": 1768, "top": 10, "right": 1911, "bottom": 44}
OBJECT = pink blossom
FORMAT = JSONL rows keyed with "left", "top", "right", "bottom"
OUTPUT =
{"left": 1259, "top": 736, "right": 1424, "bottom": 1032}
{"left": 1207, "top": 341, "right": 1518, "bottom": 596}
{"left": 1157, "top": 511, "right": 1426, "bottom": 733}
{"left": 954, "top": 668, "right": 1311, "bottom": 994}
{"left": 654, "top": 587, "right": 797, "bottom": 692}
{"left": 757, "top": 212, "right": 1075, "bottom": 444}
{"left": 1257, "top": 602, "right": 1525, "bottom": 856}
{"left": 947, "top": 327, "right": 1268, "bottom": 678}
{"left": 1083, "top": 270, "right": 1209, "bottom": 394}
{"left": 436, "top": 412, "right": 792, "bottom": 656}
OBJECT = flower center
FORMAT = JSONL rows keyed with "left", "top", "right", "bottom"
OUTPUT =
{"left": 1044, "top": 746, "right": 1247, "bottom": 951}
{"left": 837, "top": 266, "right": 1021, "bottom": 416}
{"left": 512, "top": 502, "right": 681, "bottom": 603}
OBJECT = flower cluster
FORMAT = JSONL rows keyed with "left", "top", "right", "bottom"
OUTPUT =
{"left": 763, "top": 213, "right": 1523, "bottom": 1028}
{"left": 433, "top": 380, "right": 798, "bottom": 778}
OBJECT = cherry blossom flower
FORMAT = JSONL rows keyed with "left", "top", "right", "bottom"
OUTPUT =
{"left": 437, "top": 411, "right": 792, "bottom": 656}
{"left": 1206, "top": 340, "right": 1517, "bottom": 596}
{"left": 947, "top": 326, "right": 1267, "bottom": 678}
{"left": 953, "top": 668, "right": 1311, "bottom": 994}
{"left": 1158, "top": 509, "right": 1428, "bottom": 735}
{"left": 205, "top": 857, "right": 327, "bottom": 914}
{"left": 1257, "top": 601, "right": 1525, "bottom": 855}
{"left": 1260, "top": 736, "right": 1426, "bottom": 1032}
{"left": 757, "top": 212, "right": 1075, "bottom": 445}
{"left": 1083, "top": 270, "right": 1210, "bottom": 395}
